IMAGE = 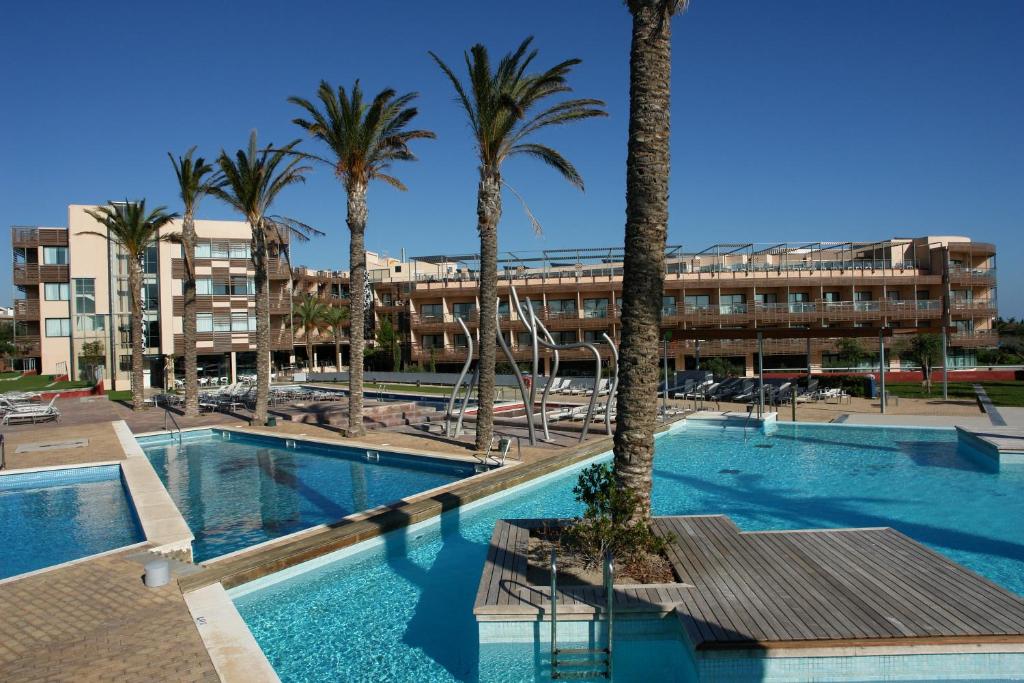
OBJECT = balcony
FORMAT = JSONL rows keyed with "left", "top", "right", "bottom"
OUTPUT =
{"left": 13, "top": 263, "right": 69, "bottom": 285}
{"left": 951, "top": 299, "right": 997, "bottom": 317}
{"left": 950, "top": 331, "right": 998, "bottom": 348}
{"left": 13, "top": 334, "right": 41, "bottom": 357}
{"left": 11, "top": 227, "right": 68, "bottom": 248}
{"left": 13, "top": 299, "right": 40, "bottom": 320}
{"left": 949, "top": 267, "right": 996, "bottom": 286}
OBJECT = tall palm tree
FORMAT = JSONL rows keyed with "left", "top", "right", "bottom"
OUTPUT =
{"left": 430, "top": 37, "right": 607, "bottom": 453}
{"left": 289, "top": 80, "right": 434, "bottom": 437}
{"left": 168, "top": 147, "right": 222, "bottom": 417}
{"left": 211, "top": 132, "right": 312, "bottom": 425}
{"left": 294, "top": 294, "right": 327, "bottom": 371}
{"left": 615, "top": 0, "right": 687, "bottom": 521}
{"left": 321, "top": 304, "right": 349, "bottom": 372}
{"left": 84, "top": 201, "right": 178, "bottom": 411}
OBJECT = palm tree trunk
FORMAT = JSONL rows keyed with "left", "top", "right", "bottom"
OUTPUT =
{"left": 475, "top": 170, "right": 502, "bottom": 454}
{"left": 182, "top": 213, "right": 199, "bottom": 416}
{"left": 347, "top": 183, "right": 368, "bottom": 437}
{"left": 305, "top": 332, "right": 313, "bottom": 373}
{"left": 615, "top": 1, "right": 674, "bottom": 521}
{"left": 334, "top": 337, "right": 341, "bottom": 372}
{"left": 252, "top": 225, "right": 271, "bottom": 424}
{"left": 128, "top": 259, "right": 145, "bottom": 412}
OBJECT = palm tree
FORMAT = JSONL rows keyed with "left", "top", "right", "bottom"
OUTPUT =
{"left": 294, "top": 294, "right": 327, "bottom": 371}
{"left": 430, "top": 37, "right": 607, "bottom": 453}
{"left": 321, "top": 304, "right": 349, "bottom": 372}
{"left": 168, "top": 147, "right": 222, "bottom": 416}
{"left": 211, "top": 132, "right": 313, "bottom": 425}
{"left": 615, "top": 0, "right": 687, "bottom": 521}
{"left": 84, "top": 201, "right": 178, "bottom": 411}
{"left": 289, "top": 80, "right": 434, "bottom": 437}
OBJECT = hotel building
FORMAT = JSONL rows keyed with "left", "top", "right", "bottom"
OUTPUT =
{"left": 11, "top": 206, "right": 998, "bottom": 384}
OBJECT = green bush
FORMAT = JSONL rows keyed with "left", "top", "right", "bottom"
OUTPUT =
{"left": 562, "top": 463, "right": 667, "bottom": 569}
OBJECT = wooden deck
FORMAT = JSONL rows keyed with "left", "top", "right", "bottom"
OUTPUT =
{"left": 474, "top": 516, "right": 1024, "bottom": 652}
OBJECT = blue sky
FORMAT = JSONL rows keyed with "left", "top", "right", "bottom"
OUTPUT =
{"left": 1, "top": 0, "right": 1021, "bottom": 315}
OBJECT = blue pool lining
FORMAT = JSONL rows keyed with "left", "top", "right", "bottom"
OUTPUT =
{"left": 227, "top": 447, "right": 612, "bottom": 599}
{"left": 0, "top": 462, "right": 124, "bottom": 491}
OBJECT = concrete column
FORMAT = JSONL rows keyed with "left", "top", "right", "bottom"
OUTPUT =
{"left": 230, "top": 351, "right": 237, "bottom": 383}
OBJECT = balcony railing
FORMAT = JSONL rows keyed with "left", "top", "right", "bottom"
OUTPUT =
{"left": 13, "top": 299, "right": 40, "bottom": 319}
{"left": 949, "top": 330, "right": 998, "bottom": 348}
{"left": 13, "top": 263, "right": 70, "bottom": 284}
{"left": 11, "top": 227, "right": 68, "bottom": 248}
{"left": 13, "top": 334, "right": 41, "bottom": 357}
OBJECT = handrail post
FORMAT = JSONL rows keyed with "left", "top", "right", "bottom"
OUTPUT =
{"left": 605, "top": 552, "right": 614, "bottom": 679}
{"left": 550, "top": 548, "right": 558, "bottom": 672}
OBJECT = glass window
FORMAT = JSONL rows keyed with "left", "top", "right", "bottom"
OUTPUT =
{"left": 229, "top": 243, "right": 251, "bottom": 259}
{"left": 213, "top": 315, "right": 231, "bottom": 332}
{"left": 74, "top": 278, "right": 96, "bottom": 313}
{"left": 197, "top": 313, "right": 213, "bottom": 332}
{"left": 854, "top": 291, "right": 873, "bottom": 302}
{"left": 548, "top": 299, "right": 577, "bottom": 315}
{"left": 43, "top": 246, "right": 68, "bottom": 265}
{"left": 497, "top": 301, "right": 510, "bottom": 318}
{"left": 552, "top": 331, "right": 577, "bottom": 345}
{"left": 788, "top": 292, "right": 810, "bottom": 303}
{"left": 755, "top": 293, "right": 779, "bottom": 304}
{"left": 583, "top": 298, "right": 608, "bottom": 318}
{"left": 45, "top": 317, "right": 71, "bottom": 337}
{"left": 822, "top": 291, "right": 842, "bottom": 303}
{"left": 142, "top": 283, "right": 159, "bottom": 310}
{"left": 453, "top": 333, "right": 469, "bottom": 348}
{"left": 143, "top": 244, "right": 158, "bottom": 274}
{"left": 684, "top": 294, "right": 710, "bottom": 310}
{"left": 231, "top": 276, "right": 255, "bottom": 296}
{"left": 452, "top": 302, "right": 475, "bottom": 320}
{"left": 516, "top": 331, "right": 532, "bottom": 347}
{"left": 420, "top": 303, "right": 443, "bottom": 318}
{"left": 584, "top": 330, "right": 610, "bottom": 343}
{"left": 720, "top": 294, "right": 746, "bottom": 314}
{"left": 231, "top": 312, "right": 253, "bottom": 331}
{"left": 887, "top": 291, "right": 902, "bottom": 302}
{"left": 196, "top": 278, "right": 212, "bottom": 295}
{"left": 76, "top": 314, "right": 105, "bottom": 332}
{"left": 662, "top": 296, "right": 676, "bottom": 315}
{"left": 195, "top": 242, "right": 212, "bottom": 258}
{"left": 421, "top": 334, "right": 443, "bottom": 349}
{"left": 44, "top": 282, "right": 70, "bottom": 301}
{"left": 210, "top": 242, "right": 230, "bottom": 259}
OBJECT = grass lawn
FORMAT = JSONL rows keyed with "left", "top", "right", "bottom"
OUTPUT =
{"left": 0, "top": 374, "right": 91, "bottom": 393}
{"left": 106, "top": 390, "right": 132, "bottom": 401}
{"left": 884, "top": 381, "right": 1024, "bottom": 407}
{"left": 0, "top": 371, "right": 21, "bottom": 380}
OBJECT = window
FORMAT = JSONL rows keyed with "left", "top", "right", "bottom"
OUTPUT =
{"left": 584, "top": 330, "right": 611, "bottom": 343}
{"left": 453, "top": 333, "right": 469, "bottom": 348}
{"left": 43, "top": 246, "right": 68, "bottom": 265}
{"left": 853, "top": 290, "right": 877, "bottom": 312}
{"left": 954, "top": 319, "right": 974, "bottom": 333}
{"left": 196, "top": 278, "right": 212, "bottom": 295}
{"left": 76, "top": 314, "right": 105, "bottom": 332}
{"left": 755, "top": 293, "right": 779, "bottom": 304}
{"left": 119, "top": 354, "right": 131, "bottom": 372}
{"left": 213, "top": 315, "right": 231, "bottom": 332}
{"left": 822, "top": 291, "right": 842, "bottom": 303}
{"left": 452, "top": 302, "right": 475, "bottom": 320}
{"left": 44, "top": 282, "right": 70, "bottom": 301}
{"left": 143, "top": 245, "right": 158, "bottom": 274}
{"left": 788, "top": 292, "right": 812, "bottom": 313}
{"left": 886, "top": 291, "right": 902, "bottom": 302}
{"left": 229, "top": 243, "right": 250, "bottom": 259}
{"left": 74, "top": 278, "right": 96, "bottom": 313}
{"left": 551, "top": 331, "right": 577, "bottom": 345}
{"left": 662, "top": 296, "right": 676, "bottom": 315}
{"left": 231, "top": 276, "right": 255, "bottom": 296}
{"left": 421, "top": 334, "right": 443, "bottom": 349}
{"left": 45, "top": 317, "right": 71, "bottom": 337}
{"left": 231, "top": 312, "right": 255, "bottom": 332}
{"left": 720, "top": 294, "right": 746, "bottom": 314}
{"left": 195, "top": 242, "right": 212, "bottom": 258}
{"left": 197, "top": 313, "right": 213, "bottom": 332}
{"left": 420, "top": 303, "right": 443, "bottom": 319}
{"left": 497, "top": 301, "right": 510, "bottom": 318}
{"left": 142, "top": 283, "right": 159, "bottom": 310}
{"left": 854, "top": 291, "right": 873, "bottom": 301}
{"left": 548, "top": 299, "right": 577, "bottom": 316}
{"left": 684, "top": 294, "right": 710, "bottom": 311}
{"left": 516, "top": 331, "right": 532, "bottom": 347}
{"left": 583, "top": 298, "right": 609, "bottom": 319}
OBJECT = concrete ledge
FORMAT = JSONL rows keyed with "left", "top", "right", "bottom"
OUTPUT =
{"left": 114, "top": 420, "right": 194, "bottom": 557}
{"left": 956, "top": 425, "right": 1024, "bottom": 465}
{"left": 183, "top": 583, "right": 280, "bottom": 683}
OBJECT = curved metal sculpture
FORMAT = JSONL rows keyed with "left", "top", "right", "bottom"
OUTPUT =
{"left": 601, "top": 332, "right": 619, "bottom": 436}
{"left": 446, "top": 317, "right": 474, "bottom": 437}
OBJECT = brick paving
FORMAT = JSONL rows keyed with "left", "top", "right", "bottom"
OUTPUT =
{"left": 0, "top": 549, "right": 218, "bottom": 682}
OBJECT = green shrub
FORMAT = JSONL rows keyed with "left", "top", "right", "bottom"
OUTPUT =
{"left": 562, "top": 463, "right": 667, "bottom": 569}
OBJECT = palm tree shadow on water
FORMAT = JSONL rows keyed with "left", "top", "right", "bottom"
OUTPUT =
{"left": 380, "top": 492, "right": 486, "bottom": 681}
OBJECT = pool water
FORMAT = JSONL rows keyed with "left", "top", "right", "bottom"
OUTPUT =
{"left": 233, "top": 423, "right": 1024, "bottom": 682}
{"left": 140, "top": 430, "right": 478, "bottom": 562}
{"left": 0, "top": 465, "right": 144, "bottom": 580}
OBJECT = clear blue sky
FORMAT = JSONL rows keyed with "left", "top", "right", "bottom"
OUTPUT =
{"left": 2, "top": 0, "right": 1021, "bottom": 315}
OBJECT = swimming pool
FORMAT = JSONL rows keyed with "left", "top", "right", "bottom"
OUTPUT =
{"left": 232, "top": 422, "right": 1024, "bottom": 681}
{"left": 139, "top": 430, "right": 481, "bottom": 562}
{"left": 0, "top": 464, "right": 144, "bottom": 580}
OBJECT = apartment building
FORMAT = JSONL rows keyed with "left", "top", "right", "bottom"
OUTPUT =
{"left": 384, "top": 237, "right": 998, "bottom": 375}
{"left": 11, "top": 205, "right": 292, "bottom": 388}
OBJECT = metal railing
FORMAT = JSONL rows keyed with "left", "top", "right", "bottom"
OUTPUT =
{"left": 550, "top": 548, "right": 613, "bottom": 680}
{"left": 163, "top": 406, "right": 182, "bottom": 443}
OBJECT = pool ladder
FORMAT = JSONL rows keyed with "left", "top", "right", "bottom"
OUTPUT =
{"left": 163, "top": 407, "right": 182, "bottom": 444}
{"left": 550, "top": 549, "right": 614, "bottom": 680}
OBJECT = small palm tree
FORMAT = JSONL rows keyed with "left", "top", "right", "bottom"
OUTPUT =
{"left": 430, "top": 37, "right": 607, "bottom": 452}
{"left": 293, "top": 295, "right": 328, "bottom": 371}
{"left": 321, "top": 305, "right": 350, "bottom": 372}
{"left": 289, "top": 80, "right": 434, "bottom": 437}
{"left": 615, "top": 0, "right": 688, "bottom": 522}
{"left": 84, "top": 201, "right": 178, "bottom": 411}
{"left": 168, "top": 147, "right": 222, "bottom": 416}
{"left": 210, "top": 131, "right": 315, "bottom": 425}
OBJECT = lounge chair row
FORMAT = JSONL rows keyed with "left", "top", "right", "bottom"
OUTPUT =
{"left": 0, "top": 395, "right": 60, "bottom": 424}
{"left": 545, "top": 378, "right": 611, "bottom": 396}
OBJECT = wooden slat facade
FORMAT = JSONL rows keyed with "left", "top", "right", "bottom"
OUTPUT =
{"left": 474, "top": 516, "right": 1024, "bottom": 653}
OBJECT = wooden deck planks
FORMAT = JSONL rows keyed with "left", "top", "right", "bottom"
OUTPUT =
{"left": 476, "top": 515, "right": 1024, "bottom": 653}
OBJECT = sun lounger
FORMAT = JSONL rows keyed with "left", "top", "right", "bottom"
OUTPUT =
{"left": 1, "top": 396, "right": 60, "bottom": 424}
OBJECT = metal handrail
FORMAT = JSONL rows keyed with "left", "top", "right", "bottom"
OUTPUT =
{"left": 550, "top": 548, "right": 614, "bottom": 679}
{"left": 0, "top": 433, "right": 5, "bottom": 470}
{"left": 163, "top": 405, "right": 182, "bottom": 443}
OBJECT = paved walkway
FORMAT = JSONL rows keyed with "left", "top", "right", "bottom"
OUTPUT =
{"left": 0, "top": 548, "right": 218, "bottom": 682}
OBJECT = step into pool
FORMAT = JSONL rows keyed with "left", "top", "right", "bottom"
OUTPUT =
{"left": 0, "top": 464, "right": 144, "bottom": 580}
{"left": 138, "top": 430, "right": 483, "bottom": 562}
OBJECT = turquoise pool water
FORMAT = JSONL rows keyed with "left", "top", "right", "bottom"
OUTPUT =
{"left": 140, "top": 430, "right": 478, "bottom": 562}
{"left": 233, "top": 423, "right": 1024, "bottom": 681}
{"left": 0, "top": 465, "right": 144, "bottom": 579}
